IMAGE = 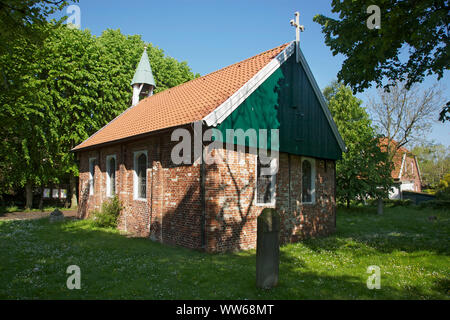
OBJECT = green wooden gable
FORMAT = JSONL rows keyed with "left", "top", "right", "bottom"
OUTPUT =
{"left": 214, "top": 52, "right": 344, "bottom": 160}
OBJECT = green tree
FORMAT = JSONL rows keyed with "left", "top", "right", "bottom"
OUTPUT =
{"left": 439, "top": 101, "right": 450, "bottom": 123}
{"left": 435, "top": 173, "right": 450, "bottom": 199}
{"left": 0, "top": 0, "right": 74, "bottom": 85}
{"left": 314, "top": 0, "right": 449, "bottom": 93}
{"left": 412, "top": 143, "right": 450, "bottom": 188}
{"left": 324, "top": 81, "right": 394, "bottom": 208}
{"left": 0, "top": 0, "right": 76, "bottom": 208}
{"left": 0, "top": 24, "right": 198, "bottom": 209}
{"left": 0, "top": 32, "right": 59, "bottom": 209}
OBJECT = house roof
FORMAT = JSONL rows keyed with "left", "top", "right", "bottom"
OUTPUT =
{"left": 73, "top": 42, "right": 290, "bottom": 151}
{"left": 378, "top": 138, "right": 418, "bottom": 179}
{"left": 72, "top": 42, "right": 346, "bottom": 153}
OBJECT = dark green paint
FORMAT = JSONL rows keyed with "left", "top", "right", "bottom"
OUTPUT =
{"left": 215, "top": 54, "right": 342, "bottom": 160}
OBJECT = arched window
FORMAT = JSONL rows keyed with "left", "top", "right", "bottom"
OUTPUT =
{"left": 256, "top": 155, "right": 277, "bottom": 205}
{"left": 89, "top": 158, "right": 96, "bottom": 195}
{"left": 302, "top": 158, "right": 315, "bottom": 203}
{"left": 106, "top": 156, "right": 116, "bottom": 197}
{"left": 134, "top": 151, "right": 147, "bottom": 199}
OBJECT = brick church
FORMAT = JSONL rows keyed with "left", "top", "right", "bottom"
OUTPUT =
{"left": 73, "top": 40, "right": 346, "bottom": 252}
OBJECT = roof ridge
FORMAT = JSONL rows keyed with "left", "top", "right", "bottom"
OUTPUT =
{"left": 378, "top": 137, "right": 410, "bottom": 153}
{"left": 137, "top": 42, "right": 290, "bottom": 105}
{"left": 195, "top": 42, "right": 290, "bottom": 79}
{"left": 72, "top": 42, "right": 291, "bottom": 151}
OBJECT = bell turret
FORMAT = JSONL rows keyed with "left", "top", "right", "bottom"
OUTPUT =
{"left": 131, "top": 46, "right": 156, "bottom": 106}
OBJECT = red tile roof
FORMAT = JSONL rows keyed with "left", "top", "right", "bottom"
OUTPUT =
{"left": 378, "top": 138, "right": 412, "bottom": 179}
{"left": 73, "top": 43, "right": 290, "bottom": 151}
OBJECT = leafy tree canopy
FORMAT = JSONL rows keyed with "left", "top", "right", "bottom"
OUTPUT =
{"left": 324, "top": 81, "right": 394, "bottom": 206}
{"left": 0, "top": 0, "right": 72, "bottom": 56}
{"left": 314, "top": 0, "right": 449, "bottom": 92}
{"left": 412, "top": 142, "right": 450, "bottom": 188}
{"left": 0, "top": 24, "right": 198, "bottom": 205}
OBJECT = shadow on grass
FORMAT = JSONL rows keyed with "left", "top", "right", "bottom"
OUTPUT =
{"left": 299, "top": 206, "right": 450, "bottom": 256}
{"left": 432, "top": 278, "right": 450, "bottom": 296}
{"left": 0, "top": 217, "right": 431, "bottom": 299}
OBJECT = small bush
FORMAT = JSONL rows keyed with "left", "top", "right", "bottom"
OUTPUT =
{"left": 435, "top": 174, "right": 450, "bottom": 200}
{"left": 419, "top": 200, "right": 450, "bottom": 210}
{"left": 0, "top": 205, "right": 19, "bottom": 214}
{"left": 91, "top": 196, "right": 123, "bottom": 228}
{"left": 422, "top": 189, "right": 436, "bottom": 195}
{"left": 435, "top": 189, "right": 450, "bottom": 200}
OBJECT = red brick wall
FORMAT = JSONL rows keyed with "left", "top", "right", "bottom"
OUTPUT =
{"left": 204, "top": 149, "right": 262, "bottom": 252}
{"left": 78, "top": 134, "right": 336, "bottom": 252}
{"left": 204, "top": 149, "right": 336, "bottom": 252}
{"left": 400, "top": 156, "right": 422, "bottom": 192}
{"left": 277, "top": 154, "right": 336, "bottom": 243}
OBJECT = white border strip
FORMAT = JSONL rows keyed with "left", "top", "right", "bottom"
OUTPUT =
{"left": 105, "top": 154, "right": 116, "bottom": 197}
{"left": 133, "top": 150, "right": 148, "bottom": 201}
{"left": 77, "top": 41, "right": 347, "bottom": 155}
{"left": 398, "top": 153, "right": 406, "bottom": 179}
{"left": 203, "top": 41, "right": 346, "bottom": 153}
{"left": 203, "top": 42, "right": 295, "bottom": 127}
{"left": 414, "top": 156, "right": 422, "bottom": 184}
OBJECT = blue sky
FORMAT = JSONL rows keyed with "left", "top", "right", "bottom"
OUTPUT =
{"left": 56, "top": 0, "right": 449, "bottom": 147}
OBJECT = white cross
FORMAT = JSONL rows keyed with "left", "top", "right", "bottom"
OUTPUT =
{"left": 290, "top": 11, "right": 305, "bottom": 43}
{"left": 290, "top": 11, "right": 304, "bottom": 63}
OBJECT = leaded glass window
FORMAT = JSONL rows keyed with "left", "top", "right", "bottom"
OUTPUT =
{"left": 108, "top": 156, "right": 116, "bottom": 196}
{"left": 256, "top": 156, "right": 276, "bottom": 204}
{"left": 302, "top": 159, "right": 312, "bottom": 203}
{"left": 137, "top": 153, "right": 147, "bottom": 199}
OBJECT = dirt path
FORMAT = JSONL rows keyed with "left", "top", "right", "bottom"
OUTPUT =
{"left": 0, "top": 210, "right": 78, "bottom": 221}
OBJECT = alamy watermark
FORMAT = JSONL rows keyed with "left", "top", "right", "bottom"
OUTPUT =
{"left": 66, "top": 265, "right": 81, "bottom": 289}
{"left": 66, "top": 4, "right": 81, "bottom": 29}
{"left": 171, "top": 121, "right": 279, "bottom": 176}
{"left": 366, "top": 265, "right": 381, "bottom": 289}
{"left": 366, "top": 5, "right": 381, "bottom": 29}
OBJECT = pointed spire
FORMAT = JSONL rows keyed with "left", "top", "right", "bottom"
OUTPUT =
{"left": 131, "top": 46, "right": 156, "bottom": 88}
{"left": 131, "top": 46, "right": 156, "bottom": 106}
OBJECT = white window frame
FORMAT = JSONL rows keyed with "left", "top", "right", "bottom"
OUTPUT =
{"left": 106, "top": 154, "right": 117, "bottom": 197}
{"left": 133, "top": 150, "right": 148, "bottom": 201}
{"left": 301, "top": 157, "right": 316, "bottom": 204}
{"left": 255, "top": 155, "right": 277, "bottom": 206}
{"left": 88, "top": 157, "right": 96, "bottom": 196}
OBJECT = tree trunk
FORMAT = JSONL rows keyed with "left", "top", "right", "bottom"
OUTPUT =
{"left": 70, "top": 175, "right": 78, "bottom": 208}
{"left": 38, "top": 186, "right": 44, "bottom": 211}
{"left": 377, "top": 198, "right": 384, "bottom": 215}
{"left": 25, "top": 181, "right": 33, "bottom": 210}
{"left": 346, "top": 197, "right": 350, "bottom": 208}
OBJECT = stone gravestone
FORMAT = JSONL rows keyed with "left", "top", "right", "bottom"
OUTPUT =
{"left": 256, "top": 208, "right": 280, "bottom": 289}
{"left": 49, "top": 208, "right": 64, "bottom": 223}
{"left": 377, "top": 198, "right": 384, "bottom": 215}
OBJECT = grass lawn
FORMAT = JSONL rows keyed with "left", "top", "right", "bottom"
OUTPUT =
{"left": 0, "top": 206, "right": 74, "bottom": 215}
{"left": 0, "top": 206, "right": 448, "bottom": 299}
